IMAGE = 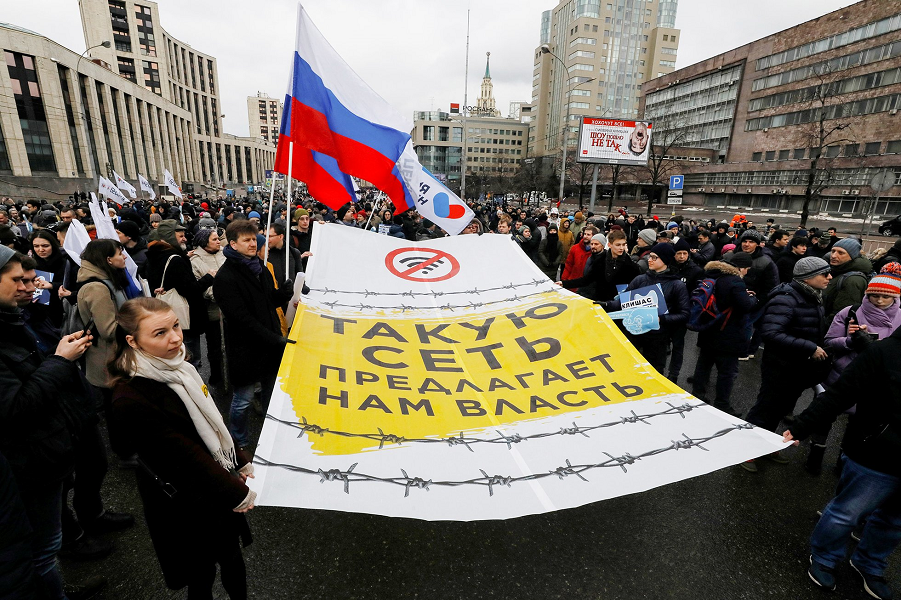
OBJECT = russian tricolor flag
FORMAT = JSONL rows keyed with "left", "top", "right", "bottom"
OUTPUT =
{"left": 274, "top": 4, "right": 474, "bottom": 235}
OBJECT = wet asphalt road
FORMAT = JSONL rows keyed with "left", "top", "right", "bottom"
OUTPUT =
{"left": 59, "top": 334, "right": 899, "bottom": 600}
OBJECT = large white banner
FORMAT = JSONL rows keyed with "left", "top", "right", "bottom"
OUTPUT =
{"left": 576, "top": 118, "right": 653, "bottom": 166}
{"left": 250, "top": 226, "right": 783, "bottom": 520}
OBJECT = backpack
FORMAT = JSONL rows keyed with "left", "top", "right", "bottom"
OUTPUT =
{"left": 60, "top": 278, "right": 117, "bottom": 337}
{"left": 687, "top": 277, "right": 733, "bottom": 332}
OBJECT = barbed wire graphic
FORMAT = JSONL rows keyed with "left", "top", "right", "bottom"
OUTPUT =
{"left": 306, "top": 278, "right": 553, "bottom": 298}
{"left": 265, "top": 402, "right": 705, "bottom": 451}
{"left": 253, "top": 422, "right": 756, "bottom": 498}
{"left": 305, "top": 288, "right": 562, "bottom": 312}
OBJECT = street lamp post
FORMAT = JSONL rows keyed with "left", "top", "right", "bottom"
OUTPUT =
{"left": 540, "top": 44, "right": 595, "bottom": 205}
{"left": 74, "top": 41, "right": 110, "bottom": 187}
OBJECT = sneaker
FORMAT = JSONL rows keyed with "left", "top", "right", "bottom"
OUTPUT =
{"left": 740, "top": 459, "right": 758, "bottom": 473}
{"left": 59, "top": 534, "right": 114, "bottom": 561}
{"left": 850, "top": 559, "right": 893, "bottom": 599}
{"left": 767, "top": 451, "right": 790, "bottom": 464}
{"left": 808, "top": 556, "right": 836, "bottom": 591}
{"left": 83, "top": 510, "right": 135, "bottom": 535}
{"left": 738, "top": 356, "right": 751, "bottom": 361}
{"left": 63, "top": 575, "right": 108, "bottom": 600}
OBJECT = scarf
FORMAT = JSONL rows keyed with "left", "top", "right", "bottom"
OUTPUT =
{"left": 860, "top": 296, "right": 899, "bottom": 331}
{"left": 544, "top": 232, "right": 559, "bottom": 262}
{"left": 131, "top": 346, "right": 237, "bottom": 471}
{"left": 796, "top": 280, "right": 823, "bottom": 303}
{"left": 223, "top": 245, "right": 262, "bottom": 276}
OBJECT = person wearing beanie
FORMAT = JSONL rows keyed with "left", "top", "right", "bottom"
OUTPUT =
{"left": 783, "top": 266, "right": 901, "bottom": 594}
{"left": 667, "top": 238, "right": 704, "bottom": 382}
{"left": 602, "top": 241, "right": 690, "bottom": 375}
{"left": 247, "top": 211, "right": 261, "bottom": 224}
{"left": 776, "top": 235, "right": 810, "bottom": 283}
{"left": 741, "top": 256, "right": 832, "bottom": 473}
{"left": 190, "top": 227, "right": 227, "bottom": 386}
{"left": 144, "top": 219, "right": 211, "bottom": 369}
{"left": 690, "top": 253, "right": 760, "bottom": 416}
{"left": 571, "top": 211, "right": 585, "bottom": 237}
{"left": 629, "top": 228, "right": 659, "bottom": 273}
{"left": 115, "top": 220, "right": 148, "bottom": 271}
{"left": 823, "top": 236, "right": 873, "bottom": 322}
{"left": 796, "top": 262, "right": 901, "bottom": 477}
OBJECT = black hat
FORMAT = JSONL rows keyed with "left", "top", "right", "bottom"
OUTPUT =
{"left": 115, "top": 220, "right": 141, "bottom": 241}
{"left": 727, "top": 251, "right": 753, "bottom": 269}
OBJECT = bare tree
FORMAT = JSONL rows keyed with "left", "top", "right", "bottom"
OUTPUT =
{"left": 567, "top": 157, "right": 594, "bottom": 204}
{"left": 792, "top": 65, "right": 858, "bottom": 227}
{"left": 638, "top": 115, "right": 691, "bottom": 216}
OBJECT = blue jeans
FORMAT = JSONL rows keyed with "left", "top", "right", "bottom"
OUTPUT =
{"left": 811, "top": 455, "right": 901, "bottom": 575}
{"left": 228, "top": 375, "right": 276, "bottom": 448}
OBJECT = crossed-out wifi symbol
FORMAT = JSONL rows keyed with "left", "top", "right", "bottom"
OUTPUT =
{"left": 399, "top": 256, "right": 446, "bottom": 275}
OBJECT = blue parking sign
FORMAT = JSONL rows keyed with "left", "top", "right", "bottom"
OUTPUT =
{"left": 669, "top": 175, "right": 683, "bottom": 190}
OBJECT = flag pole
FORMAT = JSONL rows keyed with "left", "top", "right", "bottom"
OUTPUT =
{"left": 285, "top": 141, "right": 294, "bottom": 284}
{"left": 365, "top": 198, "right": 378, "bottom": 231}
{"left": 263, "top": 166, "right": 278, "bottom": 263}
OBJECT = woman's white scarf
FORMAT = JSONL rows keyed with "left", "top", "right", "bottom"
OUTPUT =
{"left": 131, "top": 346, "right": 237, "bottom": 472}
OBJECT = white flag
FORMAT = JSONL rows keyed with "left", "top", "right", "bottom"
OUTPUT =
{"left": 113, "top": 171, "right": 137, "bottom": 198}
{"left": 90, "top": 194, "right": 140, "bottom": 280}
{"left": 62, "top": 219, "right": 91, "bottom": 266}
{"left": 397, "top": 141, "right": 474, "bottom": 236}
{"left": 138, "top": 174, "right": 156, "bottom": 200}
{"left": 98, "top": 176, "right": 128, "bottom": 206}
{"left": 163, "top": 169, "right": 183, "bottom": 199}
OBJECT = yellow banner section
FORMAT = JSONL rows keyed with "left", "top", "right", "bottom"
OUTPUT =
{"left": 279, "top": 292, "right": 684, "bottom": 455}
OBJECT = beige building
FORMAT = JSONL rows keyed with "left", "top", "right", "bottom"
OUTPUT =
{"left": 76, "top": 0, "right": 275, "bottom": 194}
{"left": 0, "top": 22, "right": 199, "bottom": 197}
{"left": 248, "top": 92, "right": 283, "bottom": 143}
{"left": 529, "top": 0, "right": 680, "bottom": 163}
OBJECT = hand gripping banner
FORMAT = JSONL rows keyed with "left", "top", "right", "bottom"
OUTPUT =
{"left": 250, "top": 226, "right": 783, "bottom": 521}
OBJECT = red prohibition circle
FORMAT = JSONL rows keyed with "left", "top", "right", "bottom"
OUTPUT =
{"left": 385, "top": 247, "right": 461, "bottom": 282}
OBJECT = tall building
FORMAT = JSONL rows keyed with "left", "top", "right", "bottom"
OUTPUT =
{"left": 247, "top": 92, "right": 283, "bottom": 143}
{"left": 529, "top": 0, "right": 680, "bottom": 163}
{"left": 640, "top": 0, "right": 900, "bottom": 216}
{"left": 77, "top": 0, "right": 275, "bottom": 192}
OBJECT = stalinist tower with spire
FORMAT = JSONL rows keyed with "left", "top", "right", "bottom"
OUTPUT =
{"left": 475, "top": 52, "right": 501, "bottom": 117}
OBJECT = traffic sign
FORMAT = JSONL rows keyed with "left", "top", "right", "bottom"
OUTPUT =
{"left": 667, "top": 189, "right": 683, "bottom": 205}
{"left": 669, "top": 175, "right": 684, "bottom": 190}
{"left": 871, "top": 170, "right": 895, "bottom": 193}
{"left": 385, "top": 247, "right": 461, "bottom": 283}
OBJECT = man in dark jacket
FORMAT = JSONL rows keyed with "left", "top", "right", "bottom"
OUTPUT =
{"left": 728, "top": 229, "right": 779, "bottom": 358}
{"left": 742, "top": 256, "right": 832, "bottom": 472}
{"left": 691, "top": 229, "right": 715, "bottom": 266}
{"left": 783, "top": 327, "right": 901, "bottom": 598}
{"left": 668, "top": 238, "right": 704, "bottom": 382}
{"left": 215, "top": 220, "right": 294, "bottom": 448}
{"left": 0, "top": 247, "right": 93, "bottom": 598}
{"left": 145, "top": 219, "right": 212, "bottom": 369}
{"left": 266, "top": 223, "right": 302, "bottom": 288}
{"left": 775, "top": 236, "right": 808, "bottom": 283}
{"left": 560, "top": 230, "right": 638, "bottom": 301}
{"left": 116, "top": 220, "right": 148, "bottom": 271}
{"left": 823, "top": 237, "right": 873, "bottom": 322}
{"left": 690, "top": 253, "right": 759, "bottom": 415}
{"left": 290, "top": 208, "right": 315, "bottom": 271}
{"left": 602, "top": 243, "right": 690, "bottom": 374}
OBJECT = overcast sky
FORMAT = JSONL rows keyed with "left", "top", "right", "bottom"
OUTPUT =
{"left": 7, "top": 0, "right": 857, "bottom": 137}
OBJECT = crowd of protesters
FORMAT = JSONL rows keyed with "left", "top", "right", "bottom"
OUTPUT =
{"left": 1, "top": 192, "right": 900, "bottom": 599}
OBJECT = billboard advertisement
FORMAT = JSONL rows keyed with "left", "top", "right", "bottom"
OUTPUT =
{"left": 576, "top": 118, "right": 653, "bottom": 166}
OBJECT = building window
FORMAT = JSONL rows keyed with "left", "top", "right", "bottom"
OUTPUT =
{"left": 94, "top": 82, "right": 116, "bottom": 173}
{"left": 752, "top": 152, "right": 762, "bottom": 162}
{"left": 765, "top": 150, "right": 776, "bottom": 161}
{"left": 793, "top": 148, "right": 806, "bottom": 159}
{"left": 142, "top": 60, "right": 161, "bottom": 95}
{"left": 864, "top": 141, "right": 882, "bottom": 155}
{"left": 663, "top": 35, "right": 669, "bottom": 41}
{"left": 844, "top": 143, "right": 859, "bottom": 157}
{"left": 886, "top": 140, "right": 901, "bottom": 154}
{"left": 825, "top": 146, "right": 841, "bottom": 158}
{"left": 0, "top": 118, "right": 11, "bottom": 172}
{"left": 777, "top": 149, "right": 789, "bottom": 160}
{"left": 57, "top": 65, "right": 85, "bottom": 176}
{"left": 422, "top": 126, "right": 434, "bottom": 141}
{"left": 6, "top": 50, "right": 56, "bottom": 173}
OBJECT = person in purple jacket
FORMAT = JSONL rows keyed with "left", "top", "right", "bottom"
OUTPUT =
{"left": 804, "top": 263, "right": 901, "bottom": 474}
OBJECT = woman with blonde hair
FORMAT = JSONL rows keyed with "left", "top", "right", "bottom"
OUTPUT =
{"left": 109, "top": 297, "right": 255, "bottom": 599}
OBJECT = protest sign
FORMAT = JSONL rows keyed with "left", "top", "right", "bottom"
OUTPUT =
{"left": 250, "top": 226, "right": 783, "bottom": 520}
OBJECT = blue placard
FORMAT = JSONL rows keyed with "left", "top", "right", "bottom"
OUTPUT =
{"left": 33, "top": 270, "right": 53, "bottom": 305}
{"left": 618, "top": 283, "right": 668, "bottom": 316}
{"left": 669, "top": 175, "right": 683, "bottom": 190}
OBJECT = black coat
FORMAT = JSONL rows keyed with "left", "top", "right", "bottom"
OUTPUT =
{"left": 790, "top": 326, "right": 901, "bottom": 476}
{"left": 267, "top": 243, "right": 302, "bottom": 287}
{"left": 0, "top": 449, "right": 36, "bottom": 599}
{"left": 145, "top": 243, "right": 212, "bottom": 333}
{"left": 669, "top": 259, "right": 704, "bottom": 294}
{"left": 214, "top": 254, "right": 292, "bottom": 386}
{"left": 111, "top": 377, "right": 252, "bottom": 590}
{"left": 760, "top": 282, "right": 826, "bottom": 362}
{"left": 775, "top": 251, "right": 804, "bottom": 283}
{"left": 562, "top": 249, "right": 639, "bottom": 302}
{"left": 0, "top": 314, "right": 77, "bottom": 488}
{"left": 605, "top": 268, "right": 690, "bottom": 337}
{"left": 695, "top": 261, "right": 759, "bottom": 355}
